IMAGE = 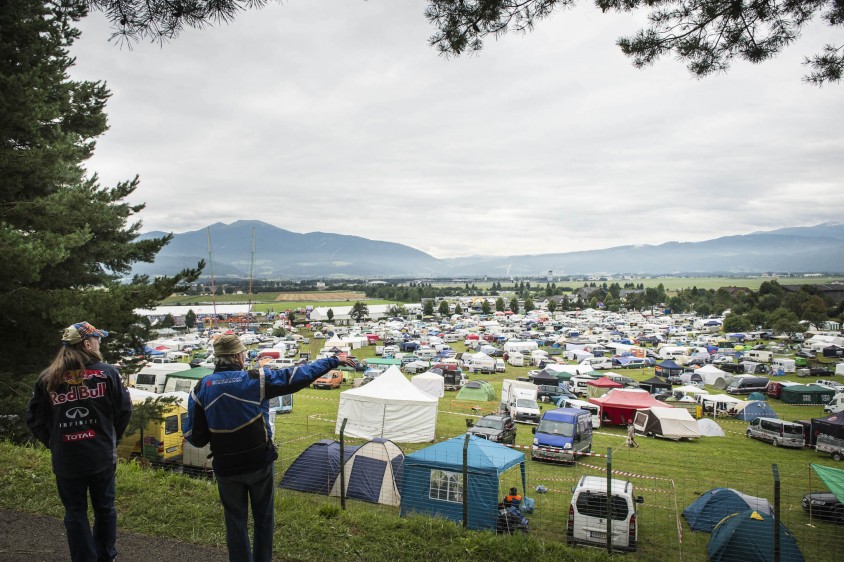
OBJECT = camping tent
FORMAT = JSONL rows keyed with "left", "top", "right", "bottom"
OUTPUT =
{"left": 697, "top": 418, "right": 725, "bottom": 437}
{"left": 707, "top": 510, "right": 804, "bottom": 562}
{"left": 329, "top": 438, "right": 404, "bottom": 506}
{"left": 809, "top": 413, "right": 844, "bottom": 446}
{"left": 279, "top": 440, "right": 358, "bottom": 495}
{"left": 586, "top": 376, "right": 623, "bottom": 399}
{"left": 528, "top": 370, "right": 560, "bottom": 386}
{"left": 780, "top": 384, "right": 836, "bottom": 405}
{"left": 734, "top": 401, "right": 778, "bottom": 422}
{"left": 335, "top": 366, "right": 438, "bottom": 443}
{"left": 638, "top": 376, "right": 672, "bottom": 395}
{"left": 456, "top": 380, "right": 496, "bottom": 401}
{"left": 589, "top": 389, "right": 669, "bottom": 426}
{"left": 633, "top": 407, "right": 701, "bottom": 440}
{"left": 696, "top": 364, "right": 730, "bottom": 389}
{"left": 400, "top": 434, "right": 526, "bottom": 531}
{"left": 411, "top": 370, "right": 445, "bottom": 398}
{"left": 747, "top": 391, "right": 767, "bottom": 401}
{"left": 683, "top": 488, "right": 772, "bottom": 532}
{"left": 673, "top": 385, "right": 709, "bottom": 399}
{"left": 655, "top": 359, "right": 684, "bottom": 378}
{"left": 698, "top": 394, "right": 747, "bottom": 416}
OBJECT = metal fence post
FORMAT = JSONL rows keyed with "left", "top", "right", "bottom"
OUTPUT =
{"left": 772, "top": 464, "right": 780, "bottom": 562}
{"left": 462, "top": 434, "right": 470, "bottom": 529}
{"left": 339, "top": 418, "right": 347, "bottom": 510}
{"left": 607, "top": 447, "right": 613, "bottom": 554}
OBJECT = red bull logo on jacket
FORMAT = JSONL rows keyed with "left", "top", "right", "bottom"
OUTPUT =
{"left": 50, "top": 382, "right": 107, "bottom": 406}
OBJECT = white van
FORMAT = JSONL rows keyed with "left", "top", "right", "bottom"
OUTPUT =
{"left": 567, "top": 476, "right": 643, "bottom": 552}
{"left": 579, "top": 357, "right": 612, "bottom": 370}
{"left": 824, "top": 392, "right": 844, "bottom": 414}
{"left": 557, "top": 397, "right": 601, "bottom": 429}
{"left": 745, "top": 417, "right": 804, "bottom": 448}
{"left": 134, "top": 363, "right": 192, "bottom": 393}
{"left": 570, "top": 375, "right": 597, "bottom": 397}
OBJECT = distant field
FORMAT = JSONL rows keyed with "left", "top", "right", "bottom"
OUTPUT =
{"left": 161, "top": 291, "right": 369, "bottom": 306}
{"left": 432, "top": 276, "right": 844, "bottom": 292}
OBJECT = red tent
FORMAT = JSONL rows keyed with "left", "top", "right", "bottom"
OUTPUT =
{"left": 587, "top": 377, "right": 623, "bottom": 389}
{"left": 589, "top": 389, "right": 671, "bottom": 426}
{"left": 465, "top": 334, "right": 480, "bottom": 340}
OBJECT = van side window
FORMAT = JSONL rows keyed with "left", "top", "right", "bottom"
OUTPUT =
{"left": 761, "top": 419, "right": 777, "bottom": 432}
{"left": 576, "top": 491, "right": 629, "bottom": 521}
{"left": 164, "top": 415, "right": 178, "bottom": 435}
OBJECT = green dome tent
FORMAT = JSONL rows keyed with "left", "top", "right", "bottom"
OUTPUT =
{"left": 456, "top": 380, "right": 496, "bottom": 401}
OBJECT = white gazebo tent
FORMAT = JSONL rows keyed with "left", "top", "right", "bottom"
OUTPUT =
{"left": 336, "top": 366, "right": 438, "bottom": 443}
{"left": 410, "top": 370, "right": 445, "bottom": 399}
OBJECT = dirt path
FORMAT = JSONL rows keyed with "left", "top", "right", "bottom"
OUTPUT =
{"left": 0, "top": 508, "right": 230, "bottom": 562}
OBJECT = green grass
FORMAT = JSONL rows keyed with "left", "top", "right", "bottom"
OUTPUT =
{"left": 3, "top": 337, "right": 843, "bottom": 561}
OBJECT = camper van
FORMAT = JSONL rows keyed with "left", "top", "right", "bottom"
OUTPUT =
{"left": 557, "top": 397, "right": 602, "bottom": 429}
{"left": 118, "top": 391, "right": 188, "bottom": 464}
{"left": 745, "top": 417, "right": 804, "bottom": 448}
{"left": 745, "top": 350, "right": 773, "bottom": 363}
{"left": 134, "top": 363, "right": 192, "bottom": 393}
{"left": 531, "top": 408, "right": 593, "bottom": 462}
{"left": 726, "top": 375, "right": 770, "bottom": 395}
{"left": 579, "top": 357, "right": 612, "bottom": 370}
{"left": 570, "top": 375, "right": 598, "bottom": 397}
{"left": 772, "top": 358, "right": 796, "bottom": 374}
{"left": 824, "top": 392, "right": 844, "bottom": 414}
{"left": 567, "top": 476, "right": 643, "bottom": 552}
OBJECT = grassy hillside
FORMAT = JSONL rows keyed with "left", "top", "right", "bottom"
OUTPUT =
{"left": 4, "top": 336, "right": 843, "bottom": 561}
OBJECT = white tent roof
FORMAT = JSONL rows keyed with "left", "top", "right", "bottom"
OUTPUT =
{"left": 411, "top": 371, "right": 445, "bottom": 399}
{"left": 336, "top": 366, "right": 438, "bottom": 443}
{"left": 696, "top": 418, "right": 726, "bottom": 437}
{"left": 696, "top": 364, "right": 728, "bottom": 376}
{"left": 674, "top": 385, "right": 709, "bottom": 395}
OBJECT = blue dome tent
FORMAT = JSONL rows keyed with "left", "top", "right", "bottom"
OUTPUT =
{"left": 708, "top": 509, "right": 804, "bottom": 562}
{"left": 683, "top": 488, "right": 772, "bottom": 532}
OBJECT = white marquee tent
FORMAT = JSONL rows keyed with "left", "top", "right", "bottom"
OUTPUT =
{"left": 336, "top": 366, "right": 438, "bottom": 443}
{"left": 410, "top": 370, "right": 445, "bottom": 399}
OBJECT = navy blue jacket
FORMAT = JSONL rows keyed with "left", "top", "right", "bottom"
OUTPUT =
{"left": 184, "top": 356, "right": 340, "bottom": 476}
{"left": 26, "top": 361, "right": 132, "bottom": 478}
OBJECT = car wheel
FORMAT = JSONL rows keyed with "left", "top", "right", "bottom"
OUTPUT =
{"left": 746, "top": 430, "right": 752, "bottom": 438}
{"left": 772, "top": 438, "right": 779, "bottom": 447}
{"left": 833, "top": 452, "right": 843, "bottom": 462}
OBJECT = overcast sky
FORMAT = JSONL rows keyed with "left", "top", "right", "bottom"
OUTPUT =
{"left": 68, "top": 2, "right": 844, "bottom": 259}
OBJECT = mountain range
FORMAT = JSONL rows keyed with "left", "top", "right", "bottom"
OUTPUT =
{"left": 133, "top": 221, "right": 844, "bottom": 279}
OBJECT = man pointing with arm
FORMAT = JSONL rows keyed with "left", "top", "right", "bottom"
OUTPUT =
{"left": 184, "top": 334, "right": 355, "bottom": 562}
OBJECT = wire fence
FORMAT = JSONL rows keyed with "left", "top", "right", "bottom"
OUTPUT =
{"left": 268, "top": 414, "right": 842, "bottom": 562}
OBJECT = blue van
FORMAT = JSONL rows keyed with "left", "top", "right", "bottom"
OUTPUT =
{"left": 531, "top": 408, "right": 593, "bottom": 462}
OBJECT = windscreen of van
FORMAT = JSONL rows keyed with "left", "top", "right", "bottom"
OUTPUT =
{"left": 516, "top": 398, "right": 537, "bottom": 409}
{"left": 136, "top": 374, "right": 156, "bottom": 386}
{"left": 576, "top": 492, "right": 629, "bottom": 520}
{"left": 537, "top": 419, "right": 574, "bottom": 437}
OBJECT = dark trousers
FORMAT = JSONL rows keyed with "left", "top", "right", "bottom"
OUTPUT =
{"left": 55, "top": 464, "right": 117, "bottom": 562}
{"left": 216, "top": 463, "right": 275, "bottom": 562}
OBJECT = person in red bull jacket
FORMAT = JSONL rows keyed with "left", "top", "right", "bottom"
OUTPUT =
{"left": 184, "top": 333, "right": 355, "bottom": 562}
{"left": 26, "top": 322, "right": 132, "bottom": 562}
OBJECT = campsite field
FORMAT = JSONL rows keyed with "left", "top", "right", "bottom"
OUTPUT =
{"left": 271, "top": 337, "right": 844, "bottom": 562}
{"left": 3, "top": 335, "right": 842, "bottom": 561}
